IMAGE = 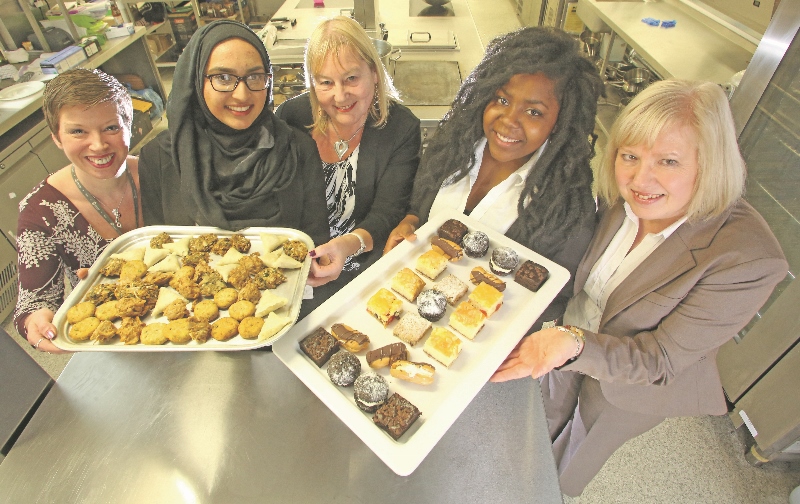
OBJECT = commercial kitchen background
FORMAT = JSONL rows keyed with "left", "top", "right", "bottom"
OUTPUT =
{"left": 1, "top": 0, "right": 799, "bottom": 501}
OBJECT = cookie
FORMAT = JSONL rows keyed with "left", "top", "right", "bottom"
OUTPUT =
{"left": 238, "top": 316, "right": 265, "bottom": 339}
{"left": 68, "top": 317, "right": 100, "bottom": 342}
{"left": 214, "top": 288, "right": 239, "bottom": 309}
{"left": 211, "top": 317, "right": 239, "bottom": 341}
{"left": 192, "top": 299, "right": 220, "bottom": 322}
{"left": 165, "top": 318, "right": 192, "bottom": 344}
{"left": 140, "top": 322, "right": 168, "bottom": 345}
{"left": 67, "top": 301, "right": 96, "bottom": 324}
{"left": 228, "top": 300, "right": 256, "bottom": 321}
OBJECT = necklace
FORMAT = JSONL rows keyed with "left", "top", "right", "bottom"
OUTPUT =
{"left": 330, "top": 121, "right": 365, "bottom": 160}
{"left": 71, "top": 165, "right": 140, "bottom": 235}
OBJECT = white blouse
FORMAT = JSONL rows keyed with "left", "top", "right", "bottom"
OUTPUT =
{"left": 563, "top": 202, "right": 687, "bottom": 333}
{"left": 427, "top": 137, "right": 546, "bottom": 232}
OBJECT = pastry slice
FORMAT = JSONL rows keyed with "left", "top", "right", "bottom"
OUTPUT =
{"left": 162, "top": 237, "right": 191, "bottom": 256}
{"left": 468, "top": 282, "right": 504, "bottom": 317}
{"left": 110, "top": 246, "right": 146, "bottom": 262}
{"left": 392, "top": 312, "right": 431, "bottom": 346}
{"left": 433, "top": 274, "right": 468, "bottom": 306}
{"left": 391, "top": 267, "right": 426, "bottom": 302}
{"left": 300, "top": 327, "right": 338, "bottom": 367}
{"left": 390, "top": 360, "right": 436, "bottom": 385}
{"left": 431, "top": 236, "right": 463, "bottom": 261}
{"left": 331, "top": 323, "right": 370, "bottom": 352}
{"left": 367, "top": 342, "right": 408, "bottom": 369}
{"left": 415, "top": 249, "right": 449, "bottom": 280}
{"left": 423, "top": 327, "right": 463, "bottom": 367}
{"left": 366, "top": 288, "right": 402, "bottom": 327}
{"left": 515, "top": 260, "right": 550, "bottom": 292}
{"left": 254, "top": 290, "right": 288, "bottom": 317}
{"left": 260, "top": 233, "right": 289, "bottom": 252}
{"left": 469, "top": 266, "right": 506, "bottom": 292}
{"left": 143, "top": 246, "right": 171, "bottom": 267}
{"left": 152, "top": 287, "right": 187, "bottom": 317}
{"left": 216, "top": 247, "right": 245, "bottom": 266}
{"left": 373, "top": 393, "right": 421, "bottom": 441}
{"left": 148, "top": 254, "right": 181, "bottom": 273}
{"left": 258, "top": 312, "right": 293, "bottom": 340}
{"left": 449, "top": 301, "right": 486, "bottom": 340}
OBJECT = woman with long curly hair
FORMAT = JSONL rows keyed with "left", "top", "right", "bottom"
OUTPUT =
{"left": 385, "top": 26, "right": 604, "bottom": 327}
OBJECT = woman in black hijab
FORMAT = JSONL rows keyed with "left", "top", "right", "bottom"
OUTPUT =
{"left": 139, "top": 20, "right": 328, "bottom": 247}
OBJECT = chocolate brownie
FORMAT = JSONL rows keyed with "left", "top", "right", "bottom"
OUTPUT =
{"left": 437, "top": 219, "right": 468, "bottom": 243}
{"left": 373, "top": 393, "right": 421, "bottom": 440}
{"left": 300, "top": 327, "right": 338, "bottom": 367}
{"left": 514, "top": 260, "right": 549, "bottom": 292}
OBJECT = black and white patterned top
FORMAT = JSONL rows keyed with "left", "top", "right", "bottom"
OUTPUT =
{"left": 14, "top": 181, "right": 112, "bottom": 336}
{"left": 323, "top": 146, "right": 360, "bottom": 272}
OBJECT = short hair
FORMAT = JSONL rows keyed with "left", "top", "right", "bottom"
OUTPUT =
{"left": 304, "top": 15, "right": 398, "bottom": 132}
{"left": 43, "top": 68, "right": 133, "bottom": 139}
{"left": 595, "top": 79, "right": 745, "bottom": 220}
{"left": 410, "top": 27, "right": 604, "bottom": 248}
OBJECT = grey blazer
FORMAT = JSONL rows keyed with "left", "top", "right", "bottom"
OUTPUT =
{"left": 562, "top": 199, "right": 787, "bottom": 417}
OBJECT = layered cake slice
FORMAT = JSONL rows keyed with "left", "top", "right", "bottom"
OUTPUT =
{"left": 449, "top": 301, "right": 486, "bottom": 340}
{"left": 468, "top": 282, "right": 504, "bottom": 318}
{"left": 423, "top": 327, "right": 463, "bottom": 367}
{"left": 366, "top": 288, "right": 403, "bottom": 327}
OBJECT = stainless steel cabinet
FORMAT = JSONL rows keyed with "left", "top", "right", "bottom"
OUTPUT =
{"left": 717, "top": 0, "right": 800, "bottom": 465}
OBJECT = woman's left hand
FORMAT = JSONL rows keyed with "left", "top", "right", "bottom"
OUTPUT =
{"left": 490, "top": 326, "right": 580, "bottom": 382}
{"left": 306, "top": 233, "right": 366, "bottom": 287}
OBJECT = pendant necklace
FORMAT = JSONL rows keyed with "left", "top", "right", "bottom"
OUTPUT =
{"left": 330, "top": 121, "right": 365, "bottom": 161}
{"left": 71, "top": 165, "right": 140, "bottom": 235}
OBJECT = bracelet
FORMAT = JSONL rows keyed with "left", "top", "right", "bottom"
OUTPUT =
{"left": 556, "top": 325, "right": 585, "bottom": 361}
{"left": 346, "top": 232, "right": 366, "bottom": 257}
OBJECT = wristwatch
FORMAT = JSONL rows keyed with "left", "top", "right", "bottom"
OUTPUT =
{"left": 346, "top": 232, "right": 366, "bottom": 257}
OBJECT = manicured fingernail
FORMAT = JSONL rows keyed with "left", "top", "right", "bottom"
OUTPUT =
{"left": 45, "top": 330, "right": 55, "bottom": 340}
{"left": 309, "top": 250, "right": 316, "bottom": 257}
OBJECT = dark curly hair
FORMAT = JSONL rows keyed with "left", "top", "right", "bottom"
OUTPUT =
{"left": 409, "top": 27, "right": 603, "bottom": 256}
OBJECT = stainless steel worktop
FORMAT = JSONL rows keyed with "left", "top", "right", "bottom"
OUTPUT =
{"left": 577, "top": 0, "right": 754, "bottom": 85}
{"left": 0, "top": 350, "right": 563, "bottom": 503}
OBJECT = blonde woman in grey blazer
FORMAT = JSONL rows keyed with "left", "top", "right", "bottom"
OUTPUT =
{"left": 492, "top": 80, "right": 787, "bottom": 496}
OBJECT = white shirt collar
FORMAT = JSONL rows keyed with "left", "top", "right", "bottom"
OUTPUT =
{"left": 468, "top": 137, "right": 547, "bottom": 184}
{"left": 623, "top": 201, "right": 687, "bottom": 239}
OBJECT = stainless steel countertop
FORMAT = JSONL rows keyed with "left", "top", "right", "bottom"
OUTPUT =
{"left": 0, "top": 350, "right": 563, "bottom": 503}
{"left": 577, "top": 0, "right": 754, "bottom": 85}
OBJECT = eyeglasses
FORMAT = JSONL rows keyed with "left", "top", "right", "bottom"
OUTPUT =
{"left": 204, "top": 73, "right": 271, "bottom": 92}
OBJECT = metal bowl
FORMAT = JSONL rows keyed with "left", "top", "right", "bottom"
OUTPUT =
{"left": 423, "top": 0, "right": 452, "bottom": 5}
{"left": 622, "top": 67, "right": 652, "bottom": 95}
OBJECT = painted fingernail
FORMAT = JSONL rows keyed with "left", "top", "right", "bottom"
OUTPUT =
{"left": 309, "top": 250, "right": 317, "bottom": 257}
{"left": 45, "top": 330, "right": 56, "bottom": 340}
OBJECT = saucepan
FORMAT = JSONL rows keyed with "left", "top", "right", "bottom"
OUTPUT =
{"left": 372, "top": 38, "right": 401, "bottom": 75}
{"left": 580, "top": 30, "right": 602, "bottom": 58}
{"left": 622, "top": 67, "right": 652, "bottom": 95}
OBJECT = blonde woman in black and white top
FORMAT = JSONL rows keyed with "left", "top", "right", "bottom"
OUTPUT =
{"left": 275, "top": 16, "right": 420, "bottom": 317}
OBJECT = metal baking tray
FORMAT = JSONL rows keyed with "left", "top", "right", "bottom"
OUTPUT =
{"left": 273, "top": 211, "right": 570, "bottom": 475}
{"left": 52, "top": 225, "right": 313, "bottom": 351}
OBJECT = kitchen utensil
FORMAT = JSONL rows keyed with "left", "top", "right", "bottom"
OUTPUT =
{"left": 371, "top": 38, "right": 401, "bottom": 75}
{"left": 423, "top": 0, "right": 451, "bottom": 5}
{"left": 580, "top": 30, "right": 601, "bottom": 58}
{"left": 622, "top": 67, "right": 651, "bottom": 95}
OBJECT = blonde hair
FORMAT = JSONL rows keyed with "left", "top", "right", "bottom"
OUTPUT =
{"left": 595, "top": 79, "right": 745, "bottom": 220}
{"left": 304, "top": 16, "right": 398, "bottom": 132}
{"left": 43, "top": 68, "right": 133, "bottom": 139}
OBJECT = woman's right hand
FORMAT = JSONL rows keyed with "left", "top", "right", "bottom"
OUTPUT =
{"left": 23, "top": 308, "right": 68, "bottom": 354}
{"left": 383, "top": 215, "right": 420, "bottom": 254}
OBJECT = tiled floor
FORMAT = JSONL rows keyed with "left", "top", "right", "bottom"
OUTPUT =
{"left": 3, "top": 6, "right": 800, "bottom": 502}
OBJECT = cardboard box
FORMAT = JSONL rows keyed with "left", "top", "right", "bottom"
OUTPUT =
{"left": 40, "top": 46, "right": 88, "bottom": 74}
{"left": 130, "top": 109, "right": 153, "bottom": 148}
{"left": 78, "top": 37, "right": 101, "bottom": 58}
{"left": 105, "top": 23, "right": 135, "bottom": 39}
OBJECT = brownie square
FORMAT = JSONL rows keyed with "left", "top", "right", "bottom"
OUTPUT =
{"left": 437, "top": 219, "right": 468, "bottom": 244}
{"left": 514, "top": 260, "right": 549, "bottom": 292}
{"left": 373, "top": 393, "right": 421, "bottom": 440}
{"left": 299, "top": 327, "right": 338, "bottom": 367}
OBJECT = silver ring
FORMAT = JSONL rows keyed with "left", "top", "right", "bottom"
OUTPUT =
{"left": 33, "top": 337, "right": 46, "bottom": 350}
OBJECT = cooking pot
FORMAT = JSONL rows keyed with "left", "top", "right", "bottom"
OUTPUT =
{"left": 580, "top": 30, "right": 601, "bottom": 58}
{"left": 372, "top": 38, "right": 401, "bottom": 75}
{"left": 622, "top": 67, "right": 651, "bottom": 95}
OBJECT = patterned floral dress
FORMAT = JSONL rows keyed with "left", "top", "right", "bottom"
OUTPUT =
{"left": 13, "top": 181, "right": 111, "bottom": 336}
{"left": 323, "top": 146, "right": 360, "bottom": 273}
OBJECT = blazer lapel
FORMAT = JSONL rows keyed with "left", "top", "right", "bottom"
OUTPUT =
{"left": 574, "top": 202, "right": 625, "bottom": 293}
{"left": 599, "top": 210, "right": 728, "bottom": 327}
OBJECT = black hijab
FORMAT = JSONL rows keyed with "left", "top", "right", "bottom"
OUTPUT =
{"left": 168, "top": 20, "right": 298, "bottom": 229}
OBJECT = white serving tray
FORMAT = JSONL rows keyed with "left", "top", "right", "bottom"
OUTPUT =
{"left": 273, "top": 212, "right": 570, "bottom": 476}
{"left": 52, "top": 225, "right": 313, "bottom": 351}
